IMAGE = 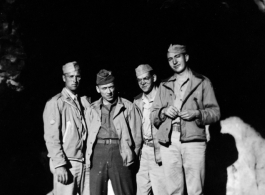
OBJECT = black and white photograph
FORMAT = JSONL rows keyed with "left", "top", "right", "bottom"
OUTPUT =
{"left": 1, "top": 0, "right": 265, "bottom": 195}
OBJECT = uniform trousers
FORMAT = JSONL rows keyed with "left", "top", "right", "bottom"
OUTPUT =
{"left": 90, "top": 143, "right": 135, "bottom": 195}
{"left": 52, "top": 160, "right": 89, "bottom": 195}
{"left": 136, "top": 144, "right": 167, "bottom": 195}
{"left": 160, "top": 130, "right": 206, "bottom": 195}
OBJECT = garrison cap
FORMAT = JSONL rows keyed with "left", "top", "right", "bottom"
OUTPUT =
{"left": 168, "top": 44, "right": 186, "bottom": 54}
{"left": 62, "top": 61, "right": 80, "bottom": 74}
{"left": 96, "top": 69, "right": 115, "bottom": 85}
{"left": 135, "top": 64, "right": 153, "bottom": 77}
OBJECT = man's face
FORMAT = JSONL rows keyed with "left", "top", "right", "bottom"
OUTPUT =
{"left": 137, "top": 72, "right": 156, "bottom": 94}
{"left": 63, "top": 70, "right": 81, "bottom": 93}
{"left": 167, "top": 52, "right": 189, "bottom": 73}
{"left": 96, "top": 82, "right": 116, "bottom": 103}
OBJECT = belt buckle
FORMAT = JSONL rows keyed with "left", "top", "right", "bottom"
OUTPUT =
{"left": 109, "top": 139, "right": 112, "bottom": 144}
{"left": 144, "top": 140, "right": 153, "bottom": 147}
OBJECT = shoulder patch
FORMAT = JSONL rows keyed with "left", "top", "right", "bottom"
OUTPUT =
{"left": 50, "top": 119, "right": 56, "bottom": 125}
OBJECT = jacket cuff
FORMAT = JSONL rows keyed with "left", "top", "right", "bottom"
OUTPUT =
{"left": 51, "top": 157, "right": 67, "bottom": 169}
{"left": 54, "top": 163, "right": 67, "bottom": 169}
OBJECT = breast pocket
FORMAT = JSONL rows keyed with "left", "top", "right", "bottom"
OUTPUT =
{"left": 101, "top": 113, "right": 108, "bottom": 126}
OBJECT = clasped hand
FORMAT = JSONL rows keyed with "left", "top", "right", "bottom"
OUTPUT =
{"left": 178, "top": 110, "right": 200, "bottom": 121}
{"left": 163, "top": 106, "right": 179, "bottom": 119}
{"left": 163, "top": 106, "right": 199, "bottom": 121}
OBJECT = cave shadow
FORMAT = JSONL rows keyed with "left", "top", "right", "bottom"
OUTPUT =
{"left": 3, "top": 149, "right": 53, "bottom": 195}
{"left": 204, "top": 122, "right": 238, "bottom": 195}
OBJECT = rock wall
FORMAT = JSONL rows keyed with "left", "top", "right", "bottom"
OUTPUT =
{"left": 221, "top": 117, "right": 265, "bottom": 195}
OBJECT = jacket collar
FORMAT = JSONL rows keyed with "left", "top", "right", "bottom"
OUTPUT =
{"left": 162, "top": 69, "right": 205, "bottom": 107}
{"left": 181, "top": 70, "right": 204, "bottom": 108}
{"left": 134, "top": 93, "right": 144, "bottom": 114}
{"left": 134, "top": 86, "right": 157, "bottom": 112}
{"left": 61, "top": 88, "right": 80, "bottom": 111}
{"left": 91, "top": 97, "right": 125, "bottom": 119}
{"left": 64, "top": 87, "right": 78, "bottom": 101}
{"left": 163, "top": 68, "right": 190, "bottom": 90}
{"left": 142, "top": 86, "right": 157, "bottom": 102}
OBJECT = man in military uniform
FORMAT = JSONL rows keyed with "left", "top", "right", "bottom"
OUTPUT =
{"left": 43, "top": 62, "right": 90, "bottom": 195}
{"left": 85, "top": 69, "right": 142, "bottom": 195}
{"left": 134, "top": 64, "right": 167, "bottom": 195}
{"left": 151, "top": 44, "right": 220, "bottom": 195}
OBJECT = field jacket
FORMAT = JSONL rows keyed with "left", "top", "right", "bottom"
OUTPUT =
{"left": 43, "top": 88, "right": 90, "bottom": 168}
{"left": 85, "top": 97, "right": 142, "bottom": 167}
{"left": 151, "top": 70, "right": 220, "bottom": 143}
{"left": 134, "top": 93, "right": 162, "bottom": 164}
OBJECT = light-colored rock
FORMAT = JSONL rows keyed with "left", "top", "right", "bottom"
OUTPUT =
{"left": 221, "top": 117, "right": 265, "bottom": 195}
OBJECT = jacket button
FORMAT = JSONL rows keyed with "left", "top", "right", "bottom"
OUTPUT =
{"left": 166, "top": 128, "right": 168, "bottom": 131}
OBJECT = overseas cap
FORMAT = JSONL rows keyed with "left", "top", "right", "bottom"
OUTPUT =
{"left": 96, "top": 69, "right": 115, "bottom": 85}
{"left": 135, "top": 64, "right": 153, "bottom": 77}
{"left": 168, "top": 44, "right": 186, "bottom": 54}
{"left": 62, "top": 61, "right": 80, "bottom": 74}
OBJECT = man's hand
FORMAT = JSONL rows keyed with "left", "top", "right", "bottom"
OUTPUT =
{"left": 179, "top": 110, "right": 200, "bottom": 121}
{"left": 55, "top": 166, "right": 69, "bottom": 184}
{"left": 162, "top": 106, "right": 179, "bottom": 119}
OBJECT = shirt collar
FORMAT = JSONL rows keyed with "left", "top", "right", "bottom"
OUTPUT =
{"left": 168, "top": 68, "right": 191, "bottom": 82}
{"left": 64, "top": 87, "right": 78, "bottom": 101}
{"left": 99, "top": 97, "right": 118, "bottom": 108}
{"left": 178, "top": 69, "right": 190, "bottom": 81}
{"left": 142, "top": 86, "right": 157, "bottom": 103}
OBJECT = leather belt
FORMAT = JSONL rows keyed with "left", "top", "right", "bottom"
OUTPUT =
{"left": 144, "top": 140, "right": 154, "bottom": 147}
{"left": 172, "top": 125, "right": 181, "bottom": 132}
{"left": 97, "top": 139, "right": 120, "bottom": 145}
